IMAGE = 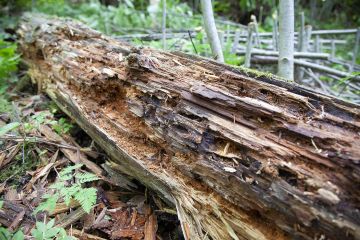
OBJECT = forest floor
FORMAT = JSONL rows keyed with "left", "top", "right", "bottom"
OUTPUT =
{"left": 0, "top": 78, "right": 183, "bottom": 239}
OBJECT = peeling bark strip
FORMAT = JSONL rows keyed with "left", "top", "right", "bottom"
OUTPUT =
{"left": 18, "top": 13, "right": 360, "bottom": 240}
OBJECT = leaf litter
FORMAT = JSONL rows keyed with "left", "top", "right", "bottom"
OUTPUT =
{"left": 0, "top": 89, "right": 182, "bottom": 239}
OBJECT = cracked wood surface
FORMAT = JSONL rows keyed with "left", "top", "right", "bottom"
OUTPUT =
{"left": 18, "top": 13, "right": 360, "bottom": 240}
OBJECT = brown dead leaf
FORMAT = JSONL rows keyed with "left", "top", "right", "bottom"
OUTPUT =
{"left": 103, "top": 191, "right": 126, "bottom": 209}
{"left": 39, "top": 125, "right": 103, "bottom": 176}
{"left": 71, "top": 229, "right": 107, "bottom": 240}
{"left": 111, "top": 229, "right": 143, "bottom": 240}
{"left": 25, "top": 162, "right": 54, "bottom": 191}
{"left": 82, "top": 208, "right": 96, "bottom": 230}
{"left": 0, "top": 181, "right": 6, "bottom": 194}
{"left": 2, "top": 143, "right": 21, "bottom": 168}
{"left": 0, "top": 153, "right": 5, "bottom": 167}
{"left": 8, "top": 210, "right": 25, "bottom": 231}
{"left": 4, "top": 188, "right": 21, "bottom": 201}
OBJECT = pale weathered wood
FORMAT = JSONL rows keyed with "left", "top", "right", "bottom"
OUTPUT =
{"left": 18, "top": 13, "right": 360, "bottom": 240}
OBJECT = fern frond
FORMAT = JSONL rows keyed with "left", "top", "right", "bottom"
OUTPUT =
{"left": 74, "top": 187, "right": 97, "bottom": 213}
{"left": 59, "top": 173, "right": 73, "bottom": 182}
{"left": 60, "top": 184, "right": 81, "bottom": 206}
{"left": 59, "top": 164, "right": 83, "bottom": 177}
{"left": 34, "top": 193, "right": 59, "bottom": 214}
{"left": 75, "top": 172, "right": 99, "bottom": 183}
{"left": 50, "top": 181, "right": 65, "bottom": 190}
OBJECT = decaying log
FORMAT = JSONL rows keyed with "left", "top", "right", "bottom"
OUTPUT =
{"left": 18, "top": 13, "right": 360, "bottom": 240}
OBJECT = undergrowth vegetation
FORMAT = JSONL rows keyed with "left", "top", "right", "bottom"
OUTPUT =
{"left": 35, "top": 164, "right": 99, "bottom": 214}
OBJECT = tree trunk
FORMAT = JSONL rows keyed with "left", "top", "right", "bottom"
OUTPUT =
{"left": 18, "top": 13, "right": 360, "bottom": 240}
{"left": 278, "top": 0, "right": 294, "bottom": 81}
{"left": 200, "top": 0, "right": 224, "bottom": 62}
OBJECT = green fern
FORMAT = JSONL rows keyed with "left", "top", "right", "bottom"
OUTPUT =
{"left": 75, "top": 172, "right": 99, "bottom": 183}
{"left": 74, "top": 187, "right": 97, "bottom": 213}
{"left": 59, "top": 164, "right": 83, "bottom": 177}
{"left": 34, "top": 194, "right": 59, "bottom": 214}
{"left": 35, "top": 164, "right": 99, "bottom": 214}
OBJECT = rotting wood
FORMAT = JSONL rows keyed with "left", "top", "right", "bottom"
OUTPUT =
{"left": 18, "top": 13, "right": 360, "bottom": 240}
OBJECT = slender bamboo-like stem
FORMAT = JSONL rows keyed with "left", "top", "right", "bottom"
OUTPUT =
{"left": 272, "top": 16, "right": 278, "bottom": 50}
{"left": 350, "top": 28, "right": 360, "bottom": 72}
{"left": 218, "top": 30, "right": 224, "bottom": 49}
{"left": 250, "top": 15, "right": 261, "bottom": 48}
{"left": 161, "top": 0, "right": 166, "bottom": 49}
{"left": 231, "top": 29, "right": 241, "bottom": 54}
{"left": 278, "top": 0, "right": 294, "bottom": 81}
{"left": 200, "top": 0, "right": 224, "bottom": 62}
{"left": 304, "top": 25, "right": 312, "bottom": 52}
{"left": 298, "top": 12, "right": 304, "bottom": 51}
{"left": 296, "top": 24, "right": 312, "bottom": 82}
{"left": 244, "top": 23, "right": 255, "bottom": 68}
{"left": 331, "top": 40, "right": 336, "bottom": 59}
{"left": 259, "top": 6, "right": 263, "bottom": 25}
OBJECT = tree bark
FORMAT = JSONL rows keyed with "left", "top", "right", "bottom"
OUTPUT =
{"left": 18, "top": 13, "right": 360, "bottom": 240}
{"left": 278, "top": 0, "right": 294, "bottom": 80}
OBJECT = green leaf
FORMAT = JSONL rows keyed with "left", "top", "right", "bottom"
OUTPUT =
{"left": 35, "top": 221, "right": 47, "bottom": 234}
{"left": 44, "top": 227, "right": 60, "bottom": 239}
{"left": 12, "top": 230, "right": 24, "bottom": 240}
{"left": 0, "top": 227, "right": 11, "bottom": 239}
{"left": 0, "top": 122, "right": 20, "bottom": 136}
{"left": 30, "top": 229, "right": 43, "bottom": 240}
{"left": 0, "top": 200, "right": 3, "bottom": 209}
{"left": 46, "top": 219, "right": 55, "bottom": 229}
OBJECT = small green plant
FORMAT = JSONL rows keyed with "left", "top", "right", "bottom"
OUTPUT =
{"left": 0, "top": 37, "right": 20, "bottom": 113}
{"left": 52, "top": 118, "right": 73, "bottom": 135}
{"left": 35, "top": 164, "right": 99, "bottom": 214}
{"left": 24, "top": 111, "right": 54, "bottom": 132}
{"left": 0, "top": 39, "right": 19, "bottom": 84}
{"left": 336, "top": 72, "right": 360, "bottom": 87}
{"left": 0, "top": 227, "right": 24, "bottom": 240}
{"left": 31, "top": 219, "right": 75, "bottom": 240}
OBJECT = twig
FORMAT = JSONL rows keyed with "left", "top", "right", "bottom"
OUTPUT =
{"left": 188, "top": 30, "right": 198, "bottom": 54}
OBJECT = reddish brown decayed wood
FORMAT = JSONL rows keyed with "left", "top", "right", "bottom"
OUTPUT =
{"left": 18, "top": 13, "right": 360, "bottom": 240}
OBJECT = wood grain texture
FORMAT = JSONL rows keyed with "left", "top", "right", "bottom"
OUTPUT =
{"left": 18, "top": 13, "right": 360, "bottom": 240}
